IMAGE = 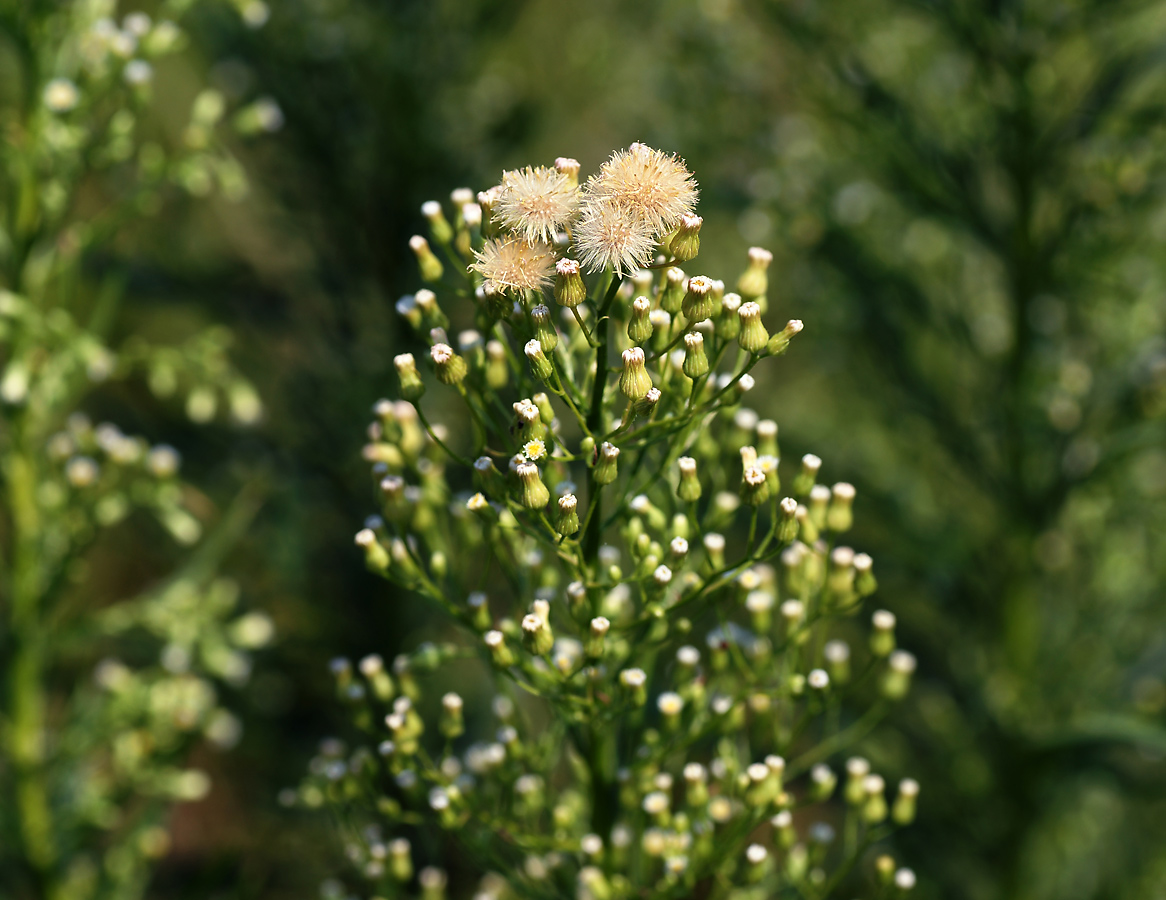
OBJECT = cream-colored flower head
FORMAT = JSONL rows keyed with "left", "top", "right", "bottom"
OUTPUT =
{"left": 573, "top": 196, "right": 657, "bottom": 276}
{"left": 471, "top": 237, "right": 556, "bottom": 291}
{"left": 586, "top": 143, "right": 699, "bottom": 235}
{"left": 495, "top": 165, "right": 580, "bottom": 243}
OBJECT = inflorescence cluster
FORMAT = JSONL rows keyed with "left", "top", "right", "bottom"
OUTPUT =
{"left": 302, "top": 145, "right": 920, "bottom": 900}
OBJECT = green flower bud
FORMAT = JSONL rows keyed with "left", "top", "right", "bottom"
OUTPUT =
{"left": 881, "top": 650, "right": 916, "bottom": 700}
{"left": 703, "top": 533, "right": 726, "bottom": 570}
{"left": 844, "top": 757, "right": 870, "bottom": 805}
{"left": 578, "top": 867, "right": 612, "bottom": 900}
{"left": 824, "top": 640, "right": 851, "bottom": 684}
{"left": 737, "top": 301, "right": 769, "bottom": 354}
{"left": 668, "top": 213, "right": 702, "bottom": 262}
{"left": 660, "top": 267, "right": 686, "bottom": 314}
{"left": 554, "top": 258, "right": 586, "bottom": 308}
{"left": 522, "top": 613, "right": 554, "bottom": 656}
{"left": 555, "top": 493, "right": 580, "bottom": 536}
{"left": 808, "top": 484, "right": 830, "bottom": 530}
{"left": 533, "top": 392, "right": 555, "bottom": 424}
{"left": 827, "top": 481, "right": 855, "bottom": 532}
{"left": 467, "top": 492, "right": 498, "bottom": 524}
{"left": 740, "top": 465, "right": 770, "bottom": 506}
{"left": 524, "top": 339, "right": 554, "bottom": 382}
{"left": 357, "top": 653, "right": 395, "bottom": 701}
{"left": 892, "top": 778, "right": 920, "bottom": 825}
{"left": 775, "top": 496, "right": 798, "bottom": 542}
{"left": 555, "top": 156, "right": 581, "bottom": 186}
{"left": 421, "top": 200, "right": 454, "bottom": 244}
{"left": 530, "top": 304, "right": 559, "bottom": 352}
{"left": 682, "top": 332, "right": 709, "bottom": 379}
{"left": 389, "top": 838, "right": 414, "bottom": 882}
{"left": 684, "top": 762, "right": 709, "bottom": 808}
{"left": 677, "top": 456, "right": 701, "bottom": 502}
{"left": 771, "top": 810, "right": 796, "bottom": 849}
{"left": 467, "top": 590, "right": 492, "bottom": 630}
{"left": 440, "top": 691, "right": 464, "bottom": 739}
{"left": 619, "top": 667, "right": 648, "bottom": 706}
{"left": 394, "top": 353, "right": 426, "bottom": 401}
{"left": 718, "top": 293, "right": 742, "bottom": 340}
{"left": 516, "top": 462, "right": 550, "bottom": 509}
{"left": 594, "top": 442, "right": 620, "bottom": 485}
{"left": 863, "top": 774, "right": 888, "bottom": 824}
{"left": 586, "top": 616, "right": 610, "bottom": 658}
{"left": 875, "top": 854, "right": 896, "bottom": 886}
{"left": 355, "top": 528, "right": 390, "bottom": 574}
{"left": 854, "top": 552, "right": 878, "bottom": 596}
{"left": 766, "top": 318, "right": 804, "bottom": 356}
{"left": 828, "top": 546, "right": 857, "bottom": 608}
{"left": 656, "top": 690, "right": 684, "bottom": 730}
{"left": 414, "top": 289, "right": 450, "bottom": 331}
{"left": 483, "top": 339, "right": 508, "bottom": 389}
{"left": 627, "top": 295, "right": 654, "bottom": 344}
{"left": 484, "top": 629, "right": 515, "bottom": 667}
{"left": 409, "top": 234, "right": 444, "bottom": 283}
{"left": 681, "top": 275, "right": 717, "bottom": 322}
{"left": 514, "top": 398, "right": 547, "bottom": 441}
{"left": 632, "top": 386, "right": 662, "bottom": 420}
{"left": 745, "top": 589, "right": 774, "bottom": 632}
{"left": 619, "top": 347, "right": 653, "bottom": 400}
{"left": 871, "top": 609, "right": 897, "bottom": 657}
{"left": 430, "top": 343, "right": 467, "bottom": 385}
{"left": 809, "top": 764, "right": 837, "bottom": 802}
{"left": 736, "top": 246, "right": 772, "bottom": 303}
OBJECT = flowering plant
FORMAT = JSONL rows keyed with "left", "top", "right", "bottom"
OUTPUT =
{"left": 307, "top": 145, "right": 921, "bottom": 899}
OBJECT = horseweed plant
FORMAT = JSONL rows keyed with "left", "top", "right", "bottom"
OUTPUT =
{"left": 308, "top": 145, "right": 921, "bottom": 899}
{"left": 1, "top": 2, "right": 275, "bottom": 898}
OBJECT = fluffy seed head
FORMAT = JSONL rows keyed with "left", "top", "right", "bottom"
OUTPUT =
{"left": 586, "top": 143, "right": 699, "bottom": 235}
{"left": 495, "top": 166, "right": 580, "bottom": 242}
{"left": 471, "top": 238, "right": 556, "bottom": 291}
{"left": 573, "top": 196, "right": 657, "bottom": 276}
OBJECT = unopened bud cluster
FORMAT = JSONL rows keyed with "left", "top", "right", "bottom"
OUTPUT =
{"left": 302, "top": 147, "right": 919, "bottom": 898}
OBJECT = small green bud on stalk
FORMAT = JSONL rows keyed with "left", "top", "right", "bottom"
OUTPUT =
{"left": 854, "top": 552, "right": 878, "bottom": 596}
{"left": 414, "top": 289, "right": 450, "bottom": 330}
{"left": 554, "top": 258, "right": 586, "bottom": 308}
{"left": 430, "top": 343, "right": 467, "bottom": 385}
{"left": 657, "top": 691, "right": 684, "bottom": 730}
{"left": 619, "top": 667, "right": 648, "bottom": 706}
{"left": 737, "top": 246, "right": 772, "bottom": 304}
{"left": 777, "top": 497, "right": 799, "bottom": 542}
{"left": 881, "top": 650, "right": 917, "bottom": 699}
{"left": 484, "top": 339, "right": 508, "bottom": 389}
{"left": 824, "top": 639, "right": 851, "bottom": 684}
{"left": 875, "top": 854, "right": 897, "bottom": 886}
{"left": 484, "top": 629, "right": 515, "bottom": 667}
{"left": 555, "top": 493, "right": 580, "bottom": 536}
{"left": 682, "top": 332, "right": 709, "bottom": 379}
{"left": 737, "top": 301, "right": 770, "bottom": 354}
{"left": 410, "top": 235, "right": 444, "bottom": 283}
{"left": 619, "top": 347, "right": 653, "bottom": 400}
{"left": 521, "top": 613, "right": 554, "bottom": 656}
{"left": 668, "top": 213, "right": 702, "bottom": 262}
{"left": 660, "top": 267, "right": 686, "bottom": 314}
{"left": 421, "top": 200, "right": 454, "bottom": 244}
{"left": 771, "top": 810, "right": 797, "bottom": 848}
{"left": 514, "top": 398, "right": 547, "bottom": 441}
{"left": 681, "top": 275, "right": 717, "bottom": 322}
{"left": 810, "top": 764, "right": 838, "bottom": 801}
{"left": 467, "top": 591, "right": 492, "bottom": 630}
{"left": 871, "top": 609, "right": 897, "bottom": 657}
{"left": 529, "top": 304, "right": 559, "bottom": 352}
{"left": 593, "top": 442, "right": 620, "bottom": 485}
{"left": 790, "top": 453, "right": 821, "bottom": 498}
{"left": 394, "top": 353, "right": 425, "bottom": 401}
{"left": 359, "top": 653, "right": 395, "bottom": 700}
{"left": 473, "top": 456, "right": 503, "bottom": 495}
{"left": 796, "top": 504, "right": 818, "bottom": 543}
{"left": 757, "top": 419, "right": 779, "bottom": 458}
{"left": 863, "top": 774, "right": 888, "bottom": 824}
{"left": 648, "top": 309, "right": 672, "bottom": 352}
{"left": 703, "top": 533, "right": 726, "bottom": 571}
{"left": 844, "top": 757, "right": 870, "bottom": 805}
{"left": 586, "top": 616, "right": 610, "bottom": 658}
{"left": 827, "top": 482, "right": 856, "bottom": 532}
{"left": 632, "top": 386, "right": 661, "bottom": 420}
{"left": 628, "top": 296, "right": 653, "bottom": 344}
{"left": 740, "top": 465, "right": 770, "bottom": 506}
{"left": 355, "top": 528, "right": 390, "bottom": 574}
{"left": 758, "top": 455, "right": 780, "bottom": 494}
{"left": 524, "top": 339, "right": 554, "bottom": 382}
{"left": 745, "top": 590, "right": 774, "bottom": 633}
{"left": 766, "top": 318, "right": 804, "bottom": 356}
{"left": 745, "top": 844, "right": 770, "bottom": 882}
{"left": 567, "top": 580, "right": 588, "bottom": 617}
{"left": 440, "top": 691, "right": 464, "bottom": 739}
{"left": 389, "top": 838, "right": 414, "bottom": 882}
{"left": 892, "top": 778, "right": 920, "bottom": 825}
{"left": 719, "top": 293, "right": 742, "bottom": 340}
{"left": 780, "top": 598, "right": 805, "bottom": 641}
{"left": 516, "top": 462, "right": 550, "bottom": 509}
{"left": 676, "top": 456, "right": 701, "bottom": 502}
{"left": 578, "top": 867, "right": 612, "bottom": 900}
{"left": 419, "top": 866, "right": 448, "bottom": 900}
{"left": 808, "top": 484, "right": 830, "bottom": 530}
{"left": 828, "top": 546, "right": 857, "bottom": 606}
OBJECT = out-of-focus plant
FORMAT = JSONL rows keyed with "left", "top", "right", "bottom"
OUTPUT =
{"left": 298, "top": 146, "right": 924, "bottom": 899}
{"left": 742, "top": 1, "right": 1166, "bottom": 897}
{"left": 0, "top": 2, "right": 278, "bottom": 898}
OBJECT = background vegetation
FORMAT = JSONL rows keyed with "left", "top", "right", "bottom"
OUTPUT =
{"left": 3, "top": 0, "right": 1163, "bottom": 898}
